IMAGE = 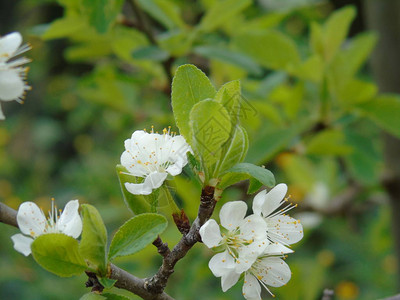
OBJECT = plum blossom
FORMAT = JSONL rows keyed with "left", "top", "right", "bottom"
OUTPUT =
{"left": 11, "top": 199, "right": 82, "bottom": 256}
{"left": 252, "top": 183, "right": 303, "bottom": 246}
{"left": 120, "top": 127, "right": 191, "bottom": 195}
{"left": 200, "top": 201, "right": 270, "bottom": 291}
{"left": 0, "top": 32, "right": 31, "bottom": 120}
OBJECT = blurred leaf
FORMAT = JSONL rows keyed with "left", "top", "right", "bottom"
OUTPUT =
{"left": 81, "top": 0, "right": 124, "bottom": 33}
{"left": 132, "top": 45, "right": 169, "bottom": 61}
{"left": 108, "top": 213, "right": 167, "bottom": 260}
{"left": 31, "top": 233, "right": 87, "bottom": 277}
{"left": 41, "top": 16, "right": 86, "bottom": 40}
{"left": 189, "top": 99, "right": 232, "bottom": 176}
{"left": 306, "top": 129, "right": 353, "bottom": 155}
{"left": 269, "top": 82, "right": 304, "bottom": 119}
{"left": 193, "top": 46, "right": 262, "bottom": 75}
{"left": 172, "top": 64, "right": 216, "bottom": 144}
{"left": 293, "top": 55, "right": 324, "bottom": 83}
{"left": 80, "top": 293, "right": 106, "bottom": 300}
{"left": 234, "top": 30, "right": 300, "bottom": 72}
{"left": 137, "top": 0, "right": 185, "bottom": 29}
{"left": 337, "top": 79, "right": 378, "bottom": 105}
{"left": 116, "top": 165, "right": 152, "bottom": 215}
{"left": 199, "top": 0, "right": 251, "bottom": 32}
{"left": 218, "top": 162, "right": 275, "bottom": 190}
{"left": 357, "top": 94, "right": 400, "bottom": 138}
{"left": 98, "top": 278, "right": 117, "bottom": 289}
{"left": 102, "top": 293, "right": 132, "bottom": 300}
{"left": 79, "top": 204, "right": 108, "bottom": 275}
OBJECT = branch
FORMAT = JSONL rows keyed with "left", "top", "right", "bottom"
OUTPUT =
{"left": 145, "top": 186, "right": 216, "bottom": 294}
{"left": 0, "top": 202, "right": 174, "bottom": 300}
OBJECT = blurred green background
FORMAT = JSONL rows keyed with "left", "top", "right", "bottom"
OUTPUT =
{"left": 1, "top": 0, "right": 400, "bottom": 299}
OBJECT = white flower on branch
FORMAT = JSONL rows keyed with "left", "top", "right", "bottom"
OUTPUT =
{"left": 252, "top": 183, "right": 303, "bottom": 246}
{"left": 11, "top": 199, "right": 82, "bottom": 256}
{"left": 120, "top": 127, "right": 191, "bottom": 195}
{"left": 200, "top": 201, "right": 270, "bottom": 291}
{"left": 0, "top": 32, "right": 31, "bottom": 120}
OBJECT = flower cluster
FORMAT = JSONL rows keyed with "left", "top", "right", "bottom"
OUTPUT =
{"left": 11, "top": 199, "right": 82, "bottom": 256}
{"left": 120, "top": 127, "right": 191, "bottom": 195}
{"left": 0, "top": 32, "right": 31, "bottom": 120}
{"left": 200, "top": 183, "right": 303, "bottom": 299}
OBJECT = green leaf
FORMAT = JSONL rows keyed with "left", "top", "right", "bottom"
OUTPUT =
{"left": 137, "top": 0, "right": 185, "bottom": 30}
{"left": 116, "top": 165, "right": 151, "bottom": 215}
{"left": 193, "top": 46, "right": 262, "bottom": 75}
{"left": 322, "top": 6, "right": 356, "bottom": 62}
{"left": 357, "top": 95, "right": 400, "bottom": 138}
{"left": 215, "top": 126, "right": 248, "bottom": 176}
{"left": 98, "top": 277, "right": 117, "bottom": 289}
{"left": 293, "top": 55, "right": 324, "bottom": 83}
{"left": 82, "top": 0, "right": 124, "bottom": 33}
{"left": 189, "top": 99, "right": 232, "bottom": 177}
{"left": 102, "top": 293, "right": 132, "bottom": 300}
{"left": 215, "top": 80, "right": 241, "bottom": 125}
{"left": 234, "top": 30, "right": 300, "bottom": 72}
{"left": 171, "top": 64, "right": 216, "bottom": 144}
{"left": 337, "top": 79, "right": 378, "bottom": 105}
{"left": 31, "top": 233, "right": 87, "bottom": 277}
{"left": 79, "top": 204, "right": 107, "bottom": 275}
{"left": 218, "top": 163, "right": 275, "bottom": 191}
{"left": 41, "top": 16, "right": 86, "bottom": 40}
{"left": 108, "top": 213, "right": 167, "bottom": 260}
{"left": 80, "top": 293, "right": 106, "bottom": 300}
{"left": 199, "top": 0, "right": 251, "bottom": 32}
{"left": 306, "top": 129, "right": 353, "bottom": 156}
{"left": 132, "top": 46, "right": 169, "bottom": 61}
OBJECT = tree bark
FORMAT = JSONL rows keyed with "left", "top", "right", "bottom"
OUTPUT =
{"left": 364, "top": 0, "right": 400, "bottom": 290}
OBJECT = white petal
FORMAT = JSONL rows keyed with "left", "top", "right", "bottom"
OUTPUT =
{"left": 235, "top": 241, "right": 268, "bottom": 273}
{"left": 125, "top": 172, "right": 167, "bottom": 195}
{"left": 259, "top": 257, "right": 291, "bottom": 287}
{"left": 17, "top": 202, "right": 46, "bottom": 237}
{"left": 0, "top": 69, "right": 25, "bottom": 101}
{"left": 0, "top": 103, "right": 5, "bottom": 120}
{"left": 209, "top": 250, "right": 235, "bottom": 277}
{"left": 57, "top": 200, "right": 82, "bottom": 238}
{"left": 166, "top": 163, "right": 183, "bottom": 176}
{"left": 130, "top": 130, "right": 147, "bottom": 141}
{"left": 220, "top": 201, "right": 247, "bottom": 231}
{"left": 120, "top": 150, "right": 148, "bottom": 177}
{"left": 261, "top": 183, "right": 288, "bottom": 217}
{"left": 11, "top": 233, "right": 33, "bottom": 256}
{"left": 252, "top": 189, "right": 267, "bottom": 216}
{"left": 199, "top": 219, "right": 222, "bottom": 248}
{"left": 221, "top": 270, "right": 240, "bottom": 292}
{"left": 0, "top": 32, "right": 22, "bottom": 60}
{"left": 242, "top": 273, "right": 262, "bottom": 300}
{"left": 264, "top": 242, "right": 294, "bottom": 255}
{"left": 239, "top": 214, "right": 268, "bottom": 241}
{"left": 267, "top": 215, "right": 303, "bottom": 245}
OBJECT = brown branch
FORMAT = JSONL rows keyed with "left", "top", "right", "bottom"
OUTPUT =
{"left": 0, "top": 202, "right": 174, "bottom": 300}
{"left": 145, "top": 186, "right": 216, "bottom": 294}
{"left": 153, "top": 236, "right": 171, "bottom": 258}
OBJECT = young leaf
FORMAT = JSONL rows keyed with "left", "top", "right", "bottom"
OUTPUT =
{"left": 215, "top": 80, "right": 241, "bottom": 125}
{"left": 171, "top": 64, "right": 216, "bottom": 144}
{"left": 218, "top": 163, "right": 275, "bottom": 190}
{"left": 80, "top": 293, "right": 106, "bottom": 300}
{"left": 108, "top": 213, "right": 168, "bottom": 260}
{"left": 79, "top": 204, "right": 108, "bottom": 275}
{"left": 199, "top": 0, "right": 251, "bottom": 32}
{"left": 306, "top": 129, "right": 353, "bottom": 156}
{"left": 102, "top": 294, "right": 132, "bottom": 300}
{"left": 31, "top": 233, "right": 87, "bottom": 277}
{"left": 137, "top": 0, "right": 185, "bottom": 30}
{"left": 357, "top": 94, "right": 400, "bottom": 138}
{"left": 98, "top": 277, "right": 117, "bottom": 289}
{"left": 189, "top": 99, "right": 232, "bottom": 176}
{"left": 234, "top": 30, "right": 300, "bottom": 72}
{"left": 116, "top": 165, "right": 151, "bottom": 215}
{"left": 81, "top": 0, "right": 124, "bottom": 34}
{"left": 214, "top": 125, "right": 248, "bottom": 176}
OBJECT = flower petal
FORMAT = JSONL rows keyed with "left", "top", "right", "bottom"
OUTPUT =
{"left": 235, "top": 240, "right": 268, "bottom": 274}
{"left": 259, "top": 257, "right": 291, "bottom": 287}
{"left": 125, "top": 172, "right": 167, "bottom": 195}
{"left": 267, "top": 215, "right": 303, "bottom": 245}
{"left": 0, "top": 69, "right": 25, "bottom": 101}
{"left": 264, "top": 242, "right": 294, "bottom": 255}
{"left": 239, "top": 214, "right": 268, "bottom": 241}
{"left": 242, "top": 273, "right": 262, "bottom": 300}
{"left": 11, "top": 233, "right": 33, "bottom": 256}
{"left": 261, "top": 183, "right": 288, "bottom": 217}
{"left": 252, "top": 189, "right": 267, "bottom": 216}
{"left": 165, "top": 163, "right": 183, "bottom": 176}
{"left": 221, "top": 270, "right": 240, "bottom": 292}
{"left": 209, "top": 251, "right": 236, "bottom": 278}
{"left": 220, "top": 201, "right": 247, "bottom": 231}
{"left": 199, "top": 219, "right": 222, "bottom": 248}
{"left": 0, "top": 32, "right": 22, "bottom": 60}
{"left": 17, "top": 202, "right": 46, "bottom": 237}
{"left": 57, "top": 200, "right": 82, "bottom": 238}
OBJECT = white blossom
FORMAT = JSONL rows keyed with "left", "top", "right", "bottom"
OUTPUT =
{"left": 252, "top": 183, "right": 303, "bottom": 246}
{"left": 0, "top": 32, "right": 31, "bottom": 120}
{"left": 120, "top": 127, "right": 191, "bottom": 195}
{"left": 11, "top": 199, "right": 82, "bottom": 256}
{"left": 200, "top": 201, "right": 270, "bottom": 287}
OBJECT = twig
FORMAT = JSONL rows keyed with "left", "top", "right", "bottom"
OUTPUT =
{"left": 145, "top": 186, "right": 216, "bottom": 294}
{"left": 153, "top": 236, "right": 171, "bottom": 258}
{"left": 85, "top": 271, "right": 104, "bottom": 293}
{"left": 0, "top": 202, "right": 18, "bottom": 227}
